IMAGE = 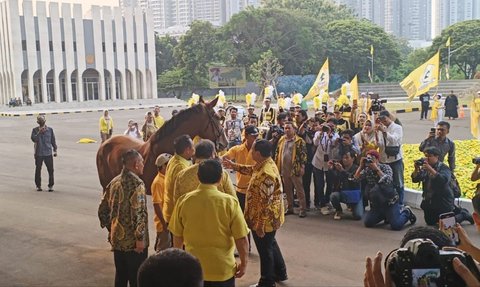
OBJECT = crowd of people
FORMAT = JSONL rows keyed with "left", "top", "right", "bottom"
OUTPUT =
{"left": 89, "top": 88, "right": 480, "bottom": 287}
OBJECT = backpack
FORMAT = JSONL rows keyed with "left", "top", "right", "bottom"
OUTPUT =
{"left": 450, "top": 173, "right": 461, "bottom": 198}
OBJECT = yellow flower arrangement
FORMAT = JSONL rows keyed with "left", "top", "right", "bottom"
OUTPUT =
{"left": 403, "top": 139, "right": 480, "bottom": 199}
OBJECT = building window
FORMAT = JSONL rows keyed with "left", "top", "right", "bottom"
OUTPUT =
{"left": 124, "top": 43, "right": 127, "bottom": 52}
{"left": 49, "top": 41, "right": 53, "bottom": 51}
{"left": 22, "top": 40, "right": 27, "bottom": 51}
{"left": 102, "top": 42, "right": 106, "bottom": 52}
{"left": 62, "top": 41, "right": 65, "bottom": 52}
{"left": 36, "top": 41, "right": 40, "bottom": 51}
{"left": 144, "top": 43, "right": 148, "bottom": 52}
{"left": 73, "top": 42, "right": 77, "bottom": 52}
{"left": 134, "top": 43, "right": 137, "bottom": 52}
{"left": 113, "top": 43, "right": 117, "bottom": 52}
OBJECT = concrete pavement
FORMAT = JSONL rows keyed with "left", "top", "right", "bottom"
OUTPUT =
{"left": 0, "top": 106, "right": 479, "bottom": 287}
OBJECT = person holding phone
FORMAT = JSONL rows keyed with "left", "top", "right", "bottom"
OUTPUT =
{"left": 419, "top": 121, "right": 456, "bottom": 171}
{"left": 412, "top": 147, "right": 472, "bottom": 225}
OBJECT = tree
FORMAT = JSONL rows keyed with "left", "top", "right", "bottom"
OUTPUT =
{"left": 220, "top": 8, "right": 326, "bottom": 76}
{"left": 430, "top": 20, "right": 480, "bottom": 79}
{"left": 174, "top": 21, "right": 222, "bottom": 88}
{"left": 263, "top": 0, "right": 354, "bottom": 25}
{"left": 155, "top": 34, "right": 178, "bottom": 75}
{"left": 325, "top": 19, "right": 401, "bottom": 82}
{"left": 157, "top": 68, "right": 187, "bottom": 98}
{"left": 250, "top": 50, "right": 283, "bottom": 90}
{"left": 389, "top": 48, "right": 429, "bottom": 82}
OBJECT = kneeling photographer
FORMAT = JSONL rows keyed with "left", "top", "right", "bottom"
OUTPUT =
{"left": 411, "top": 147, "right": 472, "bottom": 226}
{"left": 354, "top": 150, "right": 416, "bottom": 230}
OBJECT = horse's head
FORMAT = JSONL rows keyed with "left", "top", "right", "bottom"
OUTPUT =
{"left": 199, "top": 96, "right": 228, "bottom": 151}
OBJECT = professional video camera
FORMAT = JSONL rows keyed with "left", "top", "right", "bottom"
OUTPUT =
{"left": 386, "top": 238, "right": 480, "bottom": 287}
{"left": 473, "top": 157, "right": 480, "bottom": 165}
{"left": 369, "top": 93, "right": 387, "bottom": 113}
{"left": 269, "top": 125, "right": 284, "bottom": 138}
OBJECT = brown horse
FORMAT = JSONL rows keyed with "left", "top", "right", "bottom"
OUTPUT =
{"left": 96, "top": 97, "right": 227, "bottom": 194}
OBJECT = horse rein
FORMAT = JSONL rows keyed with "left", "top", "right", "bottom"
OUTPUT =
{"left": 205, "top": 109, "right": 225, "bottom": 150}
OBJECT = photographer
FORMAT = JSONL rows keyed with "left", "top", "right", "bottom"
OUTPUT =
{"left": 124, "top": 119, "right": 142, "bottom": 139}
{"left": 332, "top": 129, "right": 360, "bottom": 161}
{"left": 265, "top": 112, "right": 288, "bottom": 157}
{"left": 312, "top": 122, "right": 339, "bottom": 214}
{"left": 419, "top": 121, "right": 455, "bottom": 171}
{"left": 329, "top": 149, "right": 362, "bottom": 220}
{"left": 411, "top": 147, "right": 472, "bottom": 226}
{"left": 354, "top": 150, "right": 416, "bottom": 230}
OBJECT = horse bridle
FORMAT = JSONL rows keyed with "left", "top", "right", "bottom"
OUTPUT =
{"left": 205, "top": 110, "right": 225, "bottom": 150}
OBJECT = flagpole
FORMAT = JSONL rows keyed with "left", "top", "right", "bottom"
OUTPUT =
{"left": 371, "top": 55, "right": 374, "bottom": 83}
{"left": 447, "top": 45, "right": 451, "bottom": 80}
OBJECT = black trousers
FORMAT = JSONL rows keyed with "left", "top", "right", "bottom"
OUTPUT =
{"left": 35, "top": 155, "right": 54, "bottom": 188}
{"left": 113, "top": 249, "right": 148, "bottom": 287}
{"left": 421, "top": 104, "right": 429, "bottom": 119}
{"left": 252, "top": 230, "right": 287, "bottom": 287}
{"left": 236, "top": 192, "right": 251, "bottom": 251}
{"left": 204, "top": 277, "right": 235, "bottom": 287}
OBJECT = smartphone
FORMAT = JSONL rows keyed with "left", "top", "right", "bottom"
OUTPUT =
{"left": 430, "top": 128, "right": 436, "bottom": 133}
{"left": 439, "top": 212, "right": 460, "bottom": 245}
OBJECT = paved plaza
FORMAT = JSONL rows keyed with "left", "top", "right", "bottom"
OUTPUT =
{"left": 0, "top": 104, "right": 479, "bottom": 286}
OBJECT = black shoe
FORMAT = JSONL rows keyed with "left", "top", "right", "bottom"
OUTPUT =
{"left": 285, "top": 210, "right": 294, "bottom": 216}
{"left": 36, "top": 187, "right": 42, "bottom": 192}
{"left": 48, "top": 187, "right": 54, "bottom": 192}
{"left": 404, "top": 206, "right": 417, "bottom": 225}
{"left": 275, "top": 274, "right": 288, "bottom": 282}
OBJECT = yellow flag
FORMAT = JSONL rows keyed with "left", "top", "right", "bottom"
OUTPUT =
{"left": 304, "top": 58, "right": 329, "bottom": 100}
{"left": 400, "top": 52, "right": 440, "bottom": 101}
{"left": 446, "top": 37, "right": 451, "bottom": 47}
{"left": 350, "top": 75, "right": 359, "bottom": 101}
{"left": 370, "top": 45, "right": 374, "bottom": 56}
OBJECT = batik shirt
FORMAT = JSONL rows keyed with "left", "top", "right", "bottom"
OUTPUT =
{"left": 234, "top": 158, "right": 284, "bottom": 232}
{"left": 98, "top": 168, "right": 149, "bottom": 251}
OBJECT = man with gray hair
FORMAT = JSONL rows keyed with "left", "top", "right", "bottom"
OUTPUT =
{"left": 31, "top": 115, "right": 57, "bottom": 192}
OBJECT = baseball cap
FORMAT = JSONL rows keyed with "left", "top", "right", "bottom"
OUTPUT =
{"left": 245, "top": 126, "right": 259, "bottom": 136}
{"left": 155, "top": 153, "right": 172, "bottom": 167}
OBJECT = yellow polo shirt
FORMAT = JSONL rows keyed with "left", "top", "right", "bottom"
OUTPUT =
{"left": 151, "top": 172, "right": 166, "bottom": 232}
{"left": 169, "top": 184, "right": 249, "bottom": 282}
{"left": 164, "top": 154, "right": 191, "bottom": 222}
{"left": 154, "top": 115, "right": 165, "bottom": 129}
{"left": 223, "top": 143, "right": 255, "bottom": 194}
{"left": 173, "top": 162, "right": 235, "bottom": 203}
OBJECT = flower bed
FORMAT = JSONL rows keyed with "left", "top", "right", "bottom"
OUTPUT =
{"left": 403, "top": 140, "right": 480, "bottom": 199}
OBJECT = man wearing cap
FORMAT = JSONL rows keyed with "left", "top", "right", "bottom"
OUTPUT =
{"left": 174, "top": 140, "right": 235, "bottom": 204}
{"left": 151, "top": 153, "right": 172, "bottom": 251}
{"left": 412, "top": 147, "right": 472, "bottom": 225}
{"left": 259, "top": 97, "right": 276, "bottom": 126}
{"left": 376, "top": 110, "right": 406, "bottom": 204}
{"left": 223, "top": 126, "right": 259, "bottom": 212}
{"left": 31, "top": 115, "right": 57, "bottom": 192}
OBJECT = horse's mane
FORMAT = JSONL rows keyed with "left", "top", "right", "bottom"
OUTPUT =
{"left": 152, "top": 103, "right": 206, "bottom": 143}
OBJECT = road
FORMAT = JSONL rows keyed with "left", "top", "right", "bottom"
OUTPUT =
{"left": 0, "top": 106, "right": 478, "bottom": 287}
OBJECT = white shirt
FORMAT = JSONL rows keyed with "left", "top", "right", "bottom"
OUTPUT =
{"left": 312, "top": 131, "right": 338, "bottom": 171}
{"left": 377, "top": 121, "right": 403, "bottom": 163}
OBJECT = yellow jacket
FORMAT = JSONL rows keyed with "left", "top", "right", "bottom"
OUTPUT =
{"left": 99, "top": 116, "right": 114, "bottom": 133}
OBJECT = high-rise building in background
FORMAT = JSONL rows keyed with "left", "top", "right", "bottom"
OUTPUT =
{"left": 334, "top": 0, "right": 479, "bottom": 43}
{"left": 121, "top": 0, "right": 261, "bottom": 36}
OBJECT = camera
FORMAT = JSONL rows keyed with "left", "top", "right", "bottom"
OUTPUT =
{"left": 415, "top": 158, "right": 426, "bottom": 166}
{"left": 270, "top": 125, "right": 284, "bottom": 137}
{"left": 386, "top": 238, "right": 480, "bottom": 287}
{"left": 365, "top": 157, "right": 374, "bottom": 164}
{"left": 369, "top": 94, "right": 387, "bottom": 113}
{"left": 321, "top": 124, "right": 331, "bottom": 133}
{"left": 473, "top": 157, "right": 480, "bottom": 165}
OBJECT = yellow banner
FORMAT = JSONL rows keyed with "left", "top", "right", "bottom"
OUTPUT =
{"left": 400, "top": 52, "right": 440, "bottom": 101}
{"left": 350, "top": 75, "right": 359, "bottom": 101}
{"left": 304, "top": 58, "right": 329, "bottom": 100}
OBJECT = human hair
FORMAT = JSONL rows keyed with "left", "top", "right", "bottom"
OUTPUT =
{"left": 254, "top": 139, "right": 272, "bottom": 157}
{"left": 340, "top": 129, "right": 355, "bottom": 138}
{"left": 277, "top": 112, "right": 288, "bottom": 121}
{"left": 366, "top": 149, "right": 380, "bottom": 160}
{"left": 424, "top": 146, "right": 441, "bottom": 157}
{"left": 284, "top": 121, "right": 296, "bottom": 129}
{"left": 437, "top": 121, "right": 450, "bottom": 130}
{"left": 297, "top": 109, "right": 308, "bottom": 120}
{"left": 230, "top": 107, "right": 238, "bottom": 112}
{"left": 174, "top": 135, "right": 192, "bottom": 154}
{"left": 197, "top": 159, "right": 223, "bottom": 184}
{"left": 400, "top": 226, "right": 454, "bottom": 249}
{"left": 194, "top": 140, "right": 215, "bottom": 159}
{"left": 137, "top": 248, "right": 203, "bottom": 287}
{"left": 341, "top": 148, "right": 357, "bottom": 160}
{"left": 122, "top": 149, "right": 142, "bottom": 166}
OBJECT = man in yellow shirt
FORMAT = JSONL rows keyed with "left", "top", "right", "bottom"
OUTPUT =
{"left": 169, "top": 160, "right": 249, "bottom": 287}
{"left": 151, "top": 153, "right": 172, "bottom": 252}
{"left": 153, "top": 105, "right": 165, "bottom": 129}
{"left": 174, "top": 140, "right": 235, "bottom": 203}
{"left": 222, "top": 126, "right": 258, "bottom": 211}
{"left": 163, "top": 135, "right": 195, "bottom": 223}
{"left": 223, "top": 139, "right": 287, "bottom": 287}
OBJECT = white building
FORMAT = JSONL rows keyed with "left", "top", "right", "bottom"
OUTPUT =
{"left": 0, "top": 0, "right": 157, "bottom": 106}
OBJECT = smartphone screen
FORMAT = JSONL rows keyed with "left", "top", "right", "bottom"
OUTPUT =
{"left": 439, "top": 212, "right": 459, "bottom": 245}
